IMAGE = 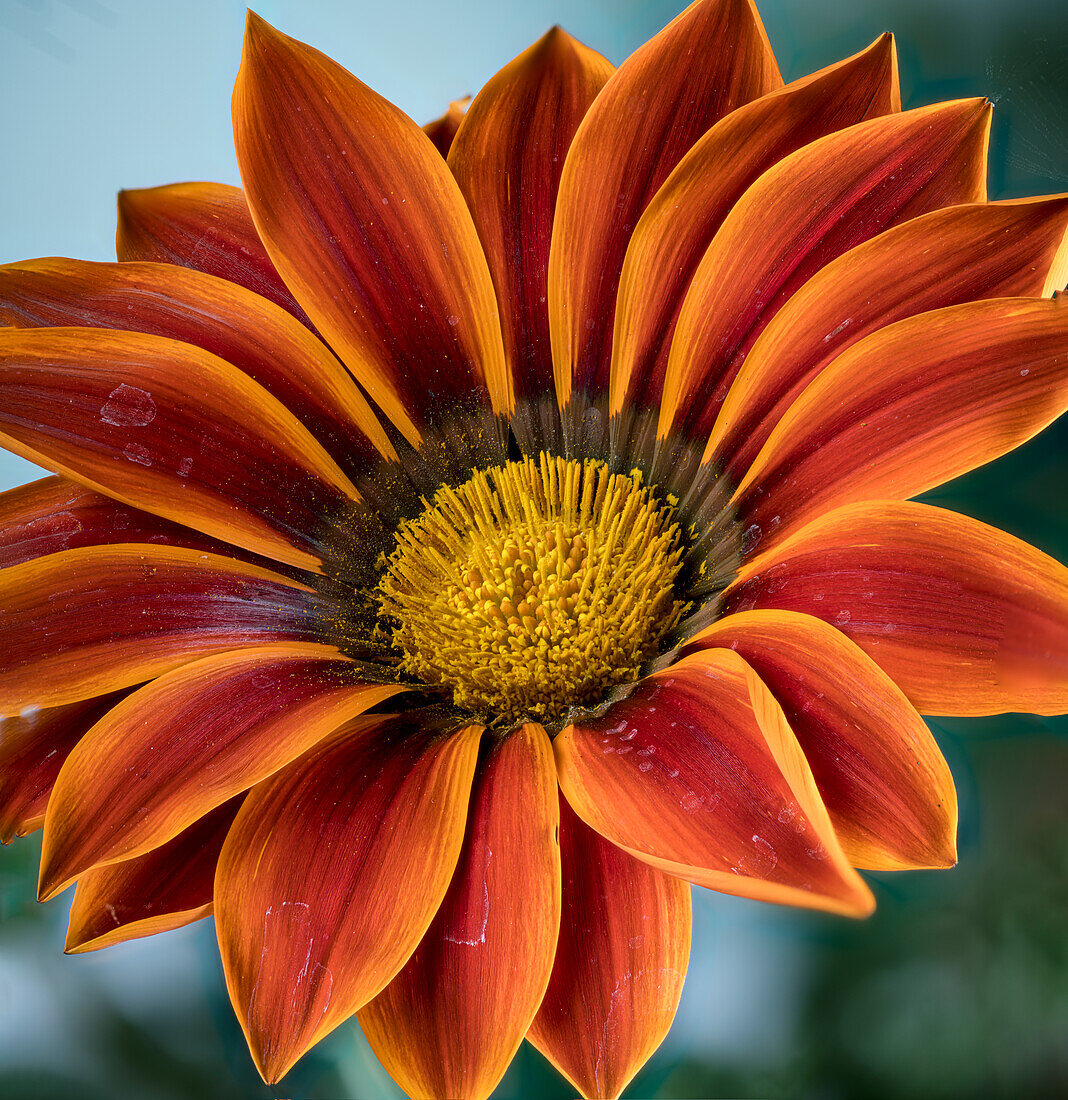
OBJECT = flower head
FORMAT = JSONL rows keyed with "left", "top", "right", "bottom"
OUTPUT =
{"left": 2, "top": 1, "right": 1067, "bottom": 1097}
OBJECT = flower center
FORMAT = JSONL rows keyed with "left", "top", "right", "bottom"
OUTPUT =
{"left": 376, "top": 454, "right": 687, "bottom": 725}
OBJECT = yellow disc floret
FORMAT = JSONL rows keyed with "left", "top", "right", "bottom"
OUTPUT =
{"left": 376, "top": 453, "right": 687, "bottom": 724}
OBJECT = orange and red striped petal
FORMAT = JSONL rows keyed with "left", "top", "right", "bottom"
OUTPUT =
{"left": 550, "top": 0, "right": 781, "bottom": 416}
{"left": 711, "top": 196, "right": 1068, "bottom": 477}
{"left": 0, "top": 258, "right": 395, "bottom": 476}
{"left": 116, "top": 181, "right": 312, "bottom": 327}
{"left": 448, "top": 28, "right": 612, "bottom": 451}
{"left": 359, "top": 724, "right": 561, "bottom": 1100}
{"left": 215, "top": 714, "right": 482, "bottom": 1084}
{"left": 38, "top": 644, "right": 405, "bottom": 899}
{"left": 0, "top": 326, "right": 360, "bottom": 571}
{"left": 0, "top": 545, "right": 318, "bottom": 713}
{"left": 682, "top": 610, "right": 956, "bottom": 870}
{"left": 233, "top": 13, "right": 510, "bottom": 447}
{"left": 659, "top": 98, "right": 991, "bottom": 443}
{"left": 65, "top": 796, "right": 243, "bottom": 953}
{"left": 527, "top": 800, "right": 691, "bottom": 1100}
{"left": 733, "top": 297, "right": 1068, "bottom": 550}
{"left": 556, "top": 649, "right": 874, "bottom": 917}
{"left": 423, "top": 97, "right": 470, "bottom": 157}
{"left": 0, "top": 690, "right": 128, "bottom": 843}
{"left": 610, "top": 35, "right": 899, "bottom": 426}
{"left": 727, "top": 501, "right": 1068, "bottom": 717}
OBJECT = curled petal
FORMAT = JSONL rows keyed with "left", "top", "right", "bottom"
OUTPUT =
{"left": 527, "top": 800, "right": 691, "bottom": 1100}
{"left": 233, "top": 13, "right": 510, "bottom": 446}
{"left": 359, "top": 724, "right": 561, "bottom": 1100}
{"left": 682, "top": 610, "right": 957, "bottom": 870}
{"left": 550, "top": 0, "right": 781, "bottom": 416}
{"left": 65, "top": 797, "right": 243, "bottom": 953}
{"left": 423, "top": 97, "right": 470, "bottom": 156}
{"left": 727, "top": 501, "right": 1068, "bottom": 717}
{"left": 556, "top": 649, "right": 874, "bottom": 917}
{"left": 38, "top": 644, "right": 404, "bottom": 899}
{"left": 215, "top": 714, "right": 482, "bottom": 1084}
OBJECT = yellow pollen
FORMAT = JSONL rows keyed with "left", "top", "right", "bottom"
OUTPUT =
{"left": 376, "top": 454, "right": 687, "bottom": 724}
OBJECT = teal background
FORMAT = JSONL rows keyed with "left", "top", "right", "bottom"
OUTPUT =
{"left": 1, "top": 1, "right": 1066, "bottom": 1097}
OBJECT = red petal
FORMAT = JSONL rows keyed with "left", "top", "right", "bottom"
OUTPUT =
{"left": 0, "top": 258, "right": 395, "bottom": 478}
{"left": 727, "top": 501, "right": 1068, "bottom": 717}
{"left": 610, "top": 35, "right": 899, "bottom": 429}
{"left": 116, "top": 182, "right": 313, "bottom": 327}
{"left": 65, "top": 797, "right": 242, "bottom": 953}
{"left": 556, "top": 649, "right": 874, "bottom": 916}
{"left": 215, "top": 714, "right": 482, "bottom": 1084}
{"left": 527, "top": 800, "right": 691, "bottom": 1100}
{"left": 659, "top": 98, "right": 990, "bottom": 443}
{"left": 0, "top": 545, "right": 318, "bottom": 713}
{"left": 0, "top": 691, "right": 128, "bottom": 843}
{"left": 422, "top": 97, "right": 470, "bottom": 157}
{"left": 448, "top": 28, "right": 612, "bottom": 452}
{"left": 359, "top": 724, "right": 561, "bottom": 1100}
{"left": 682, "top": 610, "right": 956, "bottom": 870}
{"left": 550, "top": 0, "right": 781, "bottom": 418}
{"left": 733, "top": 297, "right": 1068, "bottom": 550}
{"left": 711, "top": 195, "right": 1068, "bottom": 478}
{"left": 38, "top": 645, "right": 404, "bottom": 899}
{"left": 233, "top": 13, "right": 510, "bottom": 447}
{"left": 0, "top": 326, "right": 360, "bottom": 571}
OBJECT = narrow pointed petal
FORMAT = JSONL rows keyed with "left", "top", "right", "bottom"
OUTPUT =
{"left": 710, "top": 196, "right": 1068, "bottom": 477}
{"left": 556, "top": 649, "right": 874, "bottom": 917}
{"left": 610, "top": 35, "right": 899, "bottom": 429}
{"left": 727, "top": 501, "right": 1068, "bottom": 717}
{"left": 550, "top": 0, "right": 781, "bottom": 417}
{"left": 215, "top": 715, "right": 482, "bottom": 1084}
{"left": 0, "top": 545, "right": 318, "bottom": 713}
{"left": 65, "top": 797, "right": 242, "bottom": 953}
{"left": 448, "top": 28, "right": 612, "bottom": 452}
{"left": 733, "top": 297, "right": 1068, "bottom": 550}
{"left": 0, "top": 691, "right": 128, "bottom": 843}
{"left": 682, "top": 610, "right": 957, "bottom": 870}
{"left": 527, "top": 801, "right": 691, "bottom": 1100}
{"left": 0, "top": 258, "right": 395, "bottom": 475}
{"left": 0, "top": 327, "right": 360, "bottom": 571}
{"left": 116, "top": 182, "right": 313, "bottom": 327}
{"left": 233, "top": 13, "right": 510, "bottom": 446}
{"left": 359, "top": 725, "right": 561, "bottom": 1100}
{"left": 423, "top": 97, "right": 470, "bottom": 156}
{"left": 38, "top": 645, "right": 405, "bottom": 900}
{"left": 659, "top": 98, "right": 991, "bottom": 442}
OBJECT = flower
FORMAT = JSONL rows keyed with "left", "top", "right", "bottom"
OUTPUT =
{"left": 1, "top": 0, "right": 1067, "bottom": 1097}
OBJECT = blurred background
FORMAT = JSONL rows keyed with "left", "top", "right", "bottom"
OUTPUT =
{"left": 1, "top": 1, "right": 1066, "bottom": 1097}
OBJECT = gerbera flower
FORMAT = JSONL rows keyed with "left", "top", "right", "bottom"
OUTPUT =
{"left": 2, "top": 0, "right": 1067, "bottom": 1096}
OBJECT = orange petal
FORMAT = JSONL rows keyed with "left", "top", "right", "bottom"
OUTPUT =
{"left": 0, "top": 545, "right": 318, "bottom": 713}
{"left": 422, "top": 96, "right": 470, "bottom": 156}
{"left": 0, "top": 691, "right": 128, "bottom": 843}
{"left": 215, "top": 714, "right": 482, "bottom": 1084}
{"left": 610, "top": 35, "right": 899, "bottom": 434}
{"left": 710, "top": 195, "right": 1068, "bottom": 478}
{"left": 732, "top": 297, "right": 1068, "bottom": 551}
{"left": 233, "top": 13, "right": 510, "bottom": 447}
{"left": 727, "top": 501, "right": 1068, "bottom": 717}
{"left": 549, "top": 0, "right": 781, "bottom": 422}
{"left": 359, "top": 724, "right": 561, "bottom": 1100}
{"left": 448, "top": 28, "right": 612, "bottom": 453}
{"left": 0, "top": 326, "right": 360, "bottom": 571}
{"left": 682, "top": 610, "right": 956, "bottom": 870}
{"left": 38, "top": 644, "right": 405, "bottom": 899}
{"left": 659, "top": 98, "right": 991, "bottom": 444}
{"left": 116, "top": 182, "right": 313, "bottom": 327}
{"left": 65, "top": 797, "right": 242, "bottom": 953}
{"left": 556, "top": 649, "right": 874, "bottom": 917}
{"left": 0, "top": 257, "right": 396, "bottom": 477}
{"left": 527, "top": 800, "right": 691, "bottom": 1100}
